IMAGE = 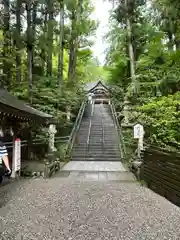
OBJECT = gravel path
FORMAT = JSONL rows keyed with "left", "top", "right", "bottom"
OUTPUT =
{"left": 1, "top": 178, "right": 180, "bottom": 240}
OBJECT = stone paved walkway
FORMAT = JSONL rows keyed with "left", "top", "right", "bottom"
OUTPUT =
{"left": 1, "top": 173, "right": 180, "bottom": 239}
{"left": 58, "top": 161, "right": 135, "bottom": 181}
{"left": 62, "top": 161, "right": 126, "bottom": 172}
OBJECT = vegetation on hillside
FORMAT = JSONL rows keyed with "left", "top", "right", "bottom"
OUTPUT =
{"left": 105, "top": 0, "right": 180, "bottom": 150}
{"left": 0, "top": 0, "right": 102, "bottom": 127}
{"left": 1, "top": 0, "right": 179, "bottom": 151}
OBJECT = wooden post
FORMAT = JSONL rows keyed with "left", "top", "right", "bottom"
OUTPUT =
{"left": 138, "top": 137, "right": 144, "bottom": 158}
{"left": 11, "top": 137, "right": 16, "bottom": 178}
{"left": 12, "top": 137, "right": 21, "bottom": 178}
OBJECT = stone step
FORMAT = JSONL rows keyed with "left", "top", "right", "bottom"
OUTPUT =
{"left": 74, "top": 147, "right": 120, "bottom": 151}
{"left": 73, "top": 146, "right": 120, "bottom": 150}
{"left": 72, "top": 152, "right": 120, "bottom": 156}
{"left": 72, "top": 148, "right": 120, "bottom": 153}
{"left": 60, "top": 161, "right": 126, "bottom": 172}
{"left": 90, "top": 122, "right": 114, "bottom": 124}
{"left": 76, "top": 138, "right": 117, "bottom": 141}
{"left": 90, "top": 131, "right": 117, "bottom": 134}
{"left": 72, "top": 152, "right": 120, "bottom": 157}
{"left": 71, "top": 157, "right": 121, "bottom": 162}
{"left": 56, "top": 171, "right": 135, "bottom": 182}
{"left": 72, "top": 153, "right": 120, "bottom": 157}
{"left": 71, "top": 109, "right": 121, "bottom": 164}
{"left": 89, "top": 136, "right": 118, "bottom": 139}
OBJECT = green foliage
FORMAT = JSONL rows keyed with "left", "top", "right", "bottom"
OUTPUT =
{"left": 138, "top": 93, "right": 180, "bottom": 148}
{"left": 0, "top": 0, "right": 101, "bottom": 129}
{"left": 105, "top": 0, "right": 180, "bottom": 150}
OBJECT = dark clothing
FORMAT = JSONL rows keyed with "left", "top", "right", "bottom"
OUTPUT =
{"left": 0, "top": 140, "right": 7, "bottom": 177}
{"left": 0, "top": 140, "right": 8, "bottom": 158}
{"left": 0, "top": 166, "right": 5, "bottom": 176}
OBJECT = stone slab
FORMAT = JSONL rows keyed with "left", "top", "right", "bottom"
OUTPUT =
{"left": 61, "top": 161, "right": 127, "bottom": 172}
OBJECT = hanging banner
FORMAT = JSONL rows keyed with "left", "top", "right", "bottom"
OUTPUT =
{"left": 14, "top": 138, "right": 21, "bottom": 172}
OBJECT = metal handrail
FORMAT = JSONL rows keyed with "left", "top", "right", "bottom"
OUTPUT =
{"left": 66, "top": 100, "right": 86, "bottom": 155}
{"left": 87, "top": 103, "right": 94, "bottom": 146}
{"left": 102, "top": 122, "right": 104, "bottom": 148}
{"left": 112, "top": 102, "right": 126, "bottom": 155}
{"left": 91, "top": 101, "right": 94, "bottom": 117}
{"left": 101, "top": 105, "right": 104, "bottom": 148}
{"left": 87, "top": 119, "right": 92, "bottom": 146}
{"left": 86, "top": 102, "right": 95, "bottom": 155}
{"left": 110, "top": 102, "right": 126, "bottom": 160}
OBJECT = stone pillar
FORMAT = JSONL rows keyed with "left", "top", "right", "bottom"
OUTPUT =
{"left": 123, "top": 96, "right": 130, "bottom": 125}
{"left": 48, "top": 124, "right": 57, "bottom": 152}
{"left": 66, "top": 106, "right": 71, "bottom": 121}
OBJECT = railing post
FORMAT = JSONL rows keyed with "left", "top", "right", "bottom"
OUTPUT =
{"left": 66, "top": 101, "right": 86, "bottom": 158}
{"left": 91, "top": 100, "right": 94, "bottom": 117}
{"left": 110, "top": 102, "right": 126, "bottom": 160}
{"left": 12, "top": 137, "right": 21, "bottom": 178}
{"left": 101, "top": 103, "right": 104, "bottom": 149}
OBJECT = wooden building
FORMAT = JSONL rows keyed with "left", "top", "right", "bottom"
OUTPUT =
{"left": 85, "top": 80, "right": 110, "bottom": 104}
{"left": 0, "top": 88, "right": 52, "bottom": 125}
{"left": 0, "top": 88, "right": 53, "bottom": 178}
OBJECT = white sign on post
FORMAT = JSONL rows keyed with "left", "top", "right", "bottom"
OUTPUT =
{"left": 133, "top": 123, "right": 144, "bottom": 139}
{"left": 14, "top": 138, "right": 21, "bottom": 172}
{"left": 133, "top": 123, "right": 144, "bottom": 158}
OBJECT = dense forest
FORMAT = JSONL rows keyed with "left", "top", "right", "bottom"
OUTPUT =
{"left": 0, "top": 0, "right": 105, "bottom": 127}
{"left": 0, "top": 0, "right": 179, "bottom": 151}
{"left": 105, "top": 0, "right": 180, "bottom": 150}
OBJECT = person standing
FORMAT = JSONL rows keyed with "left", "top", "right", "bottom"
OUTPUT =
{"left": 0, "top": 135, "right": 11, "bottom": 183}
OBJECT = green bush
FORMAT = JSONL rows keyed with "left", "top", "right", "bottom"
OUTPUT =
{"left": 138, "top": 92, "right": 180, "bottom": 149}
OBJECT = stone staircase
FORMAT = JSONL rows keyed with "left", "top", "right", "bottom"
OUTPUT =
{"left": 71, "top": 103, "right": 121, "bottom": 162}
{"left": 56, "top": 102, "right": 136, "bottom": 182}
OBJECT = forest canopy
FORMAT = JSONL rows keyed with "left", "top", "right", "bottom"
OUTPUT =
{"left": 104, "top": 0, "right": 180, "bottom": 150}
{"left": 0, "top": 0, "right": 105, "bottom": 126}
{"left": 0, "top": 0, "right": 179, "bottom": 150}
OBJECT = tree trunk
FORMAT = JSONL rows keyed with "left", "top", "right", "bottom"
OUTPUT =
{"left": 71, "top": 0, "right": 82, "bottom": 80}
{"left": 125, "top": 0, "right": 137, "bottom": 94}
{"left": 68, "top": 9, "right": 76, "bottom": 82}
{"left": 2, "top": 0, "right": 11, "bottom": 87}
{"left": 32, "top": 1, "right": 38, "bottom": 74}
{"left": 26, "top": 1, "right": 33, "bottom": 104}
{"left": 40, "top": 6, "right": 48, "bottom": 76}
{"left": 122, "top": 0, "right": 137, "bottom": 125}
{"left": 58, "top": 0, "right": 64, "bottom": 85}
{"left": 174, "top": 34, "right": 180, "bottom": 50}
{"left": 167, "top": 31, "right": 174, "bottom": 51}
{"left": 68, "top": 0, "right": 83, "bottom": 82}
{"left": 46, "top": 0, "right": 54, "bottom": 77}
{"left": 15, "top": 0, "right": 22, "bottom": 84}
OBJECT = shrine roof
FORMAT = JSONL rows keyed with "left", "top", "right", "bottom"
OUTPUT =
{"left": 0, "top": 88, "right": 52, "bottom": 124}
{"left": 84, "top": 80, "right": 109, "bottom": 92}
